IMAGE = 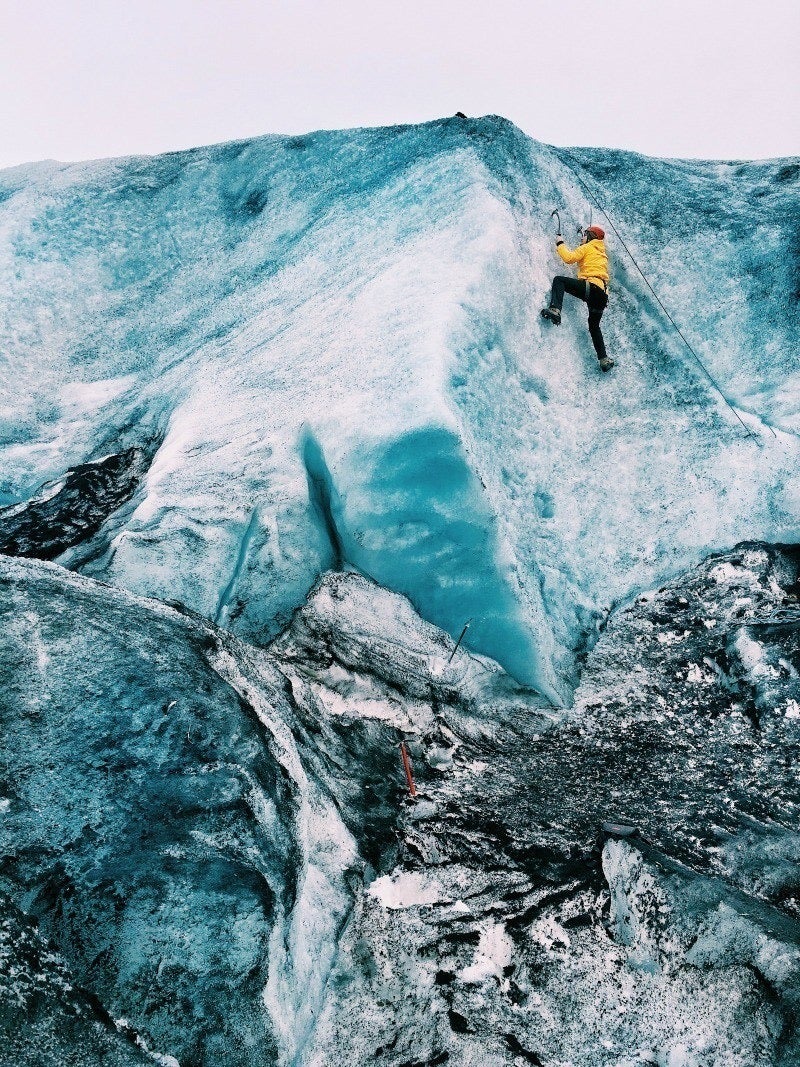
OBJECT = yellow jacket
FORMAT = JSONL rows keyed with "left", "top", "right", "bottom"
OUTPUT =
{"left": 557, "top": 238, "right": 609, "bottom": 289}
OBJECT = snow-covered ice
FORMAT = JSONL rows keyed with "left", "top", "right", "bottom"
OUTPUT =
{"left": 1, "top": 115, "right": 799, "bottom": 1066}
{"left": 2, "top": 116, "right": 797, "bottom": 701}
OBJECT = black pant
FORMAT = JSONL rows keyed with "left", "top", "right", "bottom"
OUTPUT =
{"left": 549, "top": 276, "right": 608, "bottom": 360}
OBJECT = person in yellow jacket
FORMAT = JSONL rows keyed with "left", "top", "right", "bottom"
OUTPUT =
{"left": 541, "top": 225, "right": 614, "bottom": 372}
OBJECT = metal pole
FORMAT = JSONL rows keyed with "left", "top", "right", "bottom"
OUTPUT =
{"left": 399, "top": 741, "right": 417, "bottom": 796}
{"left": 447, "top": 621, "right": 471, "bottom": 664}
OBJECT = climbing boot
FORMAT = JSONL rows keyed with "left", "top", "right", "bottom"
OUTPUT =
{"left": 541, "top": 306, "right": 561, "bottom": 325}
{"left": 599, "top": 357, "right": 615, "bottom": 372}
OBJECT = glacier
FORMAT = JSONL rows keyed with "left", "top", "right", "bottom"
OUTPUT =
{"left": 2, "top": 546, "right": 799, "bottom": 1065}
{"left": 1, "top": 115, "right": 799, "bottom": 1065}
{"left": 1, "top": 115, "right": 798, "bottom": 701}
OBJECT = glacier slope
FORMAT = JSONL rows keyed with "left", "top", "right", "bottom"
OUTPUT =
{"left": 1, "top": 116, "right": 798, "bottom": 702}
{"left": 4, "top": 544, "right": 798, "bottom": 1065}
{"left": 290, "top": 547, "right": 800, "bottom": 1067}
{"left": 0, "top": 552, "right": 547, "bottom": 1066}
{"left": 0, "top": 556, "right": 362, "bottom": 1067}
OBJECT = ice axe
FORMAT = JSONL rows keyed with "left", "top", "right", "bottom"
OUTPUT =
{"left": 551, "top": 207, "right": 592, "bottom": 239}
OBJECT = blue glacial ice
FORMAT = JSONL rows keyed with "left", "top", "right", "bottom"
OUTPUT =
{"left": 2, "top": 115, "right": 800, "bottom": 1067}
{"left": 1, "top": 116, "right": 798, "bottom": 705}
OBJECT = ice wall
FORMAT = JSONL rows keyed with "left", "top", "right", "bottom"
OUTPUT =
{"left": 1, "top": 117, "right": 797, "bottom": 701}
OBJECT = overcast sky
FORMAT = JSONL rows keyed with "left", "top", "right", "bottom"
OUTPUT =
{"left": 1, "top": 0, "right": 797, "bottom": 170}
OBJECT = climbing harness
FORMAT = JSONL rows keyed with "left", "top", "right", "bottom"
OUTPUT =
{"left": 554, "top": 153, "right": 772, "bottom": 444}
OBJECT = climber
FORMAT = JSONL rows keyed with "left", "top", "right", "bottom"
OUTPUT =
{"left": 541, "top": 226, "right": 614, "bottom": 372}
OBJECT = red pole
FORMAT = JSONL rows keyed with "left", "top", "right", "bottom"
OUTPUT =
{"left": 399, "top": 741, "right": 417, "bottom": 797}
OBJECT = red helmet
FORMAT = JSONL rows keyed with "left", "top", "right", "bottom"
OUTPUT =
{"left": 585, "top": 225, "right": 605, "bottom": 239}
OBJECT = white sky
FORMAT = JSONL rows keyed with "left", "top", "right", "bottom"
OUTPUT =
{"left": 1, "top": 0, "right": 798, "bottom": 169}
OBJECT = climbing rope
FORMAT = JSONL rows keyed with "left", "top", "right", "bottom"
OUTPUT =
{"left": 559, "top": 151, "right": 773, "bottom": 444}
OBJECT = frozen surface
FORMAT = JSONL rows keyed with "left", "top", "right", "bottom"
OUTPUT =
{"left": 1, "top": 115, "right": 799, "bottom": 1064}
{"left": 1, "top": 117, "right": 798, "bottom": 700}
{"left": 0, "top": 556, "right": 359, "bottom": 1066}
{"left": 1, "top": 544, "right": 799, "bottom": 1064}
{"left": 293, "top": 549, "right": 800, "bottom": 1067}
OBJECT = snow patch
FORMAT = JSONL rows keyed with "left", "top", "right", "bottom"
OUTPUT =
{"left": 708, "top": 562, "right": 744, "bottom": 584}
{"left": 60, "top": 375, "right": 136, "bottom": 412}
{"left": 736, "top": 631, "right": 779, "bottom": 679}
{"left": 368, "top": 870, "right": 444, "bottom": 910}
{"left": 459, "top": 920, "right": 513, "bottom": 984}
{"left": 528, "top": 914, "right": 571, "bottom": 953}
